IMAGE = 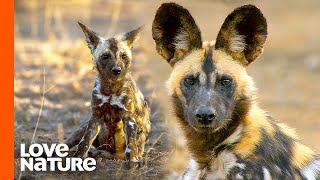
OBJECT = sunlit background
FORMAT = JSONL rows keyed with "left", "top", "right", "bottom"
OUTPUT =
{"left": 14, "top": 0, "right": 320, "bottom": 179}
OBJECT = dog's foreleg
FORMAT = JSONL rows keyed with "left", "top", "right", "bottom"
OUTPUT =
{"left": 73, "top": 116, "right": 103, "bottom": 159}
{"left": 64, "top": 121, "right": 88, "bottom": 149}
{"left": 123, "top": 115, "right": 138, "bottom": 168}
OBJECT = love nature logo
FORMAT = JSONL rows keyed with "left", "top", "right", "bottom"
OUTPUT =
{"left": 20, "top": 144, "right": 96, "bottom": 172}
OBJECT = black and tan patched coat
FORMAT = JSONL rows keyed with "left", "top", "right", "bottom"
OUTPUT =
{"left": 152, "top": 3, "right": 320, "bottom": 179}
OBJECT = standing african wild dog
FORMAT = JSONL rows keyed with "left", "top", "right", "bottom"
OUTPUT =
{"left": 65, "top": 23, "right": 151, "bottom": 163}
{"left": 152, "top": 3, "right": 320, "bottom": 179}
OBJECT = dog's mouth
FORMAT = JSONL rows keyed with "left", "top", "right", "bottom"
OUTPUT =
{"left": 97, "top": 71, "right": 125, "bottom": 83}
{"left": 196, "top": 125, "right": 212, "bottom": 129}
{"left": 104, "top": 67, "right": 125, "bottom": 77}
{"left": 191, "top": 123, "right": 215, "bottom": 132}
{"left": 192, "top": 126, "right": 214, "bottom": 133}
{"left": 190, "top": 119, "right": 228, "bottom": 133}
{"left": 109, "top": 74, "right": 125, "bottom": 81}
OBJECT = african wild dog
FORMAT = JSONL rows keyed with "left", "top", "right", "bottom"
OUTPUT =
{"left": 65, "top": 23, "right": 151, "bottom": 163}
{"left": 152, "top": 3, "right": 320, "bottom": 179}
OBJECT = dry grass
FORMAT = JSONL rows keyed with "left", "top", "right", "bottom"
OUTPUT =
{"left": 14, "top": 0, "right": 320, "bottom": 179}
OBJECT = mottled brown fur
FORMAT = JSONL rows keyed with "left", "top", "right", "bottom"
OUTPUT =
{"left": 65, "top": 23, "right": 150, "bottom": 163}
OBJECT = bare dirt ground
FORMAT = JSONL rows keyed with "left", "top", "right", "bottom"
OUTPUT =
{"left": 14, "top": 0, "right": 320, "bottom": 179}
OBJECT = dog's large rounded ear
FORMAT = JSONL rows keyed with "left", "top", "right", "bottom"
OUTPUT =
{"left": 152, "top": 3, "right": 202, "bottom": 67}
{"left": 215, "top": 5, "right": 267, "bottom": 66}
{"left": 78, "top": 22, "right": 101, "bottom": 53}
{"left": 121, "top": 26, "right": 143, "bottom": 49}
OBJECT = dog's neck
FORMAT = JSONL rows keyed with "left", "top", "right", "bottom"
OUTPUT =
{"left": 183, "top": 118, "right": 242, "bottom": 168}
{"left": 96, "top": 74, "right": 131, "bottom": 95}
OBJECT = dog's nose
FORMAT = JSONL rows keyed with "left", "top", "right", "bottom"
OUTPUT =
{"left": 195, "top": 107, "right": 216, "bottom": 125}
{"left": 112, "top": 67, "right": 122, "bottom": 75}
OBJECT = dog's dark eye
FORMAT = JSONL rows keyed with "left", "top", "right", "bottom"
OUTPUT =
{"left": 121, "top": 53, "right": 127, "bottom": 59}
{"left": 221, "top": 77, "right": 232, "bottom": 86}
{"left": 101, "top": 53, "right": 111, "bottom": 60}
{"left": 184, "top": 77, "right": 195, "bottom": 86}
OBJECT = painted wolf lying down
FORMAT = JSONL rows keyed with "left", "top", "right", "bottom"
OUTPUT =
{"left": 152, "top": 3, "right": 320, "bottom": 179}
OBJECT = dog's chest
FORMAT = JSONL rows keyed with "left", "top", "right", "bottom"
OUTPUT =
{"left": 94, "top": 92, "right": 132, "bottom": 119}
{"left": 95, "top": 92, "right": 130, "bottom": 110}
{"left": 184, "top": 151, "right": 247, "bottom": 180}
{"left": 93, "top": 86, "right": 145, "bottom": 121}
{"left": 185, "top": 151, "right": 308, "bottom": 180}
